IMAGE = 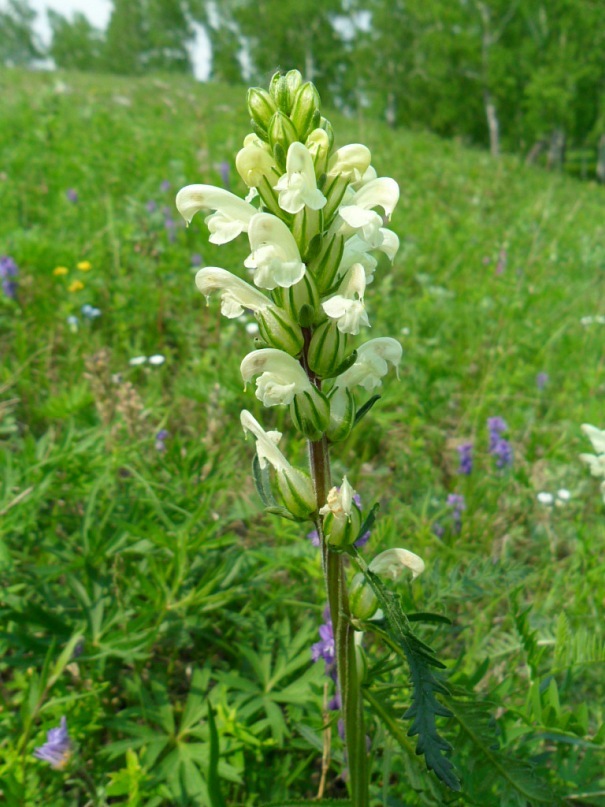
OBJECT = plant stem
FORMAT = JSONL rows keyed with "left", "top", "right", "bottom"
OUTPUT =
{"left": 308, "top": 435, "right": 369, "bottom": 805}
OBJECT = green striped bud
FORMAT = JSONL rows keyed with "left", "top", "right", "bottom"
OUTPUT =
{"left": 276, "top": 468, "right": 316, "bottom": 518}
{"left": 290, "top": 387, "right": 330, "bottom": 440}
{"left": 268, "top": 111, "right": 299, "bottom": 169}
{"left": 290, "top": 82, "right": 321, "bottom": 140}
{"left": 326, "top": 385, "right": 356, "bottom": 442}
{"left": 248, "top": 87, "right": 277, "bottom": 134}
{"left": 322, "top": 174, "right": 350, "bottom": 224}
{"left": 307, "top": 233, "right": 344, "bottom": 293}
{"left": 322, "top": 501, "right": 361, "bottom": 546}
{"left": 256, "top": 305, "right": 304, "bottom": 356}
{"left": 349, "top": 573, "right": 379, "bottom": 620}
{"left": 282, "top": 270, "right": 319, "bottom": 325}
{"left": 307, "top": 320, "right": 348, "bottom": 378}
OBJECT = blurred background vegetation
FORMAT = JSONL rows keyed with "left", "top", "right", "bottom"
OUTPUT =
{"left": 2, "top": 0, "right": 605, "bottom": 178}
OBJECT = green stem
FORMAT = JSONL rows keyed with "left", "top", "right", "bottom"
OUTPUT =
{"left": 308, "top": 435, "right": 369, "bottom": 805}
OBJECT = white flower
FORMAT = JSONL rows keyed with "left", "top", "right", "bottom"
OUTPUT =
{"left": 245, "top": 213, "right": 306, "bottom": 289}
{"left": 581, "top": 423, "right": 605, "bottom": 456}
{"left": 556, "top": 489, "right": 571, "bottom": 506}
{"left": 195, "top": 267, "right": 270, "bottom": 318}
{"left": 319, "top": 476, "right": 357, "bottom": 522}
{"left": 334, "top": 337, "right": 402, "bottom": 392}
{"left": 537, "top": 491, "right": 554, "bottom": 506}
{"left": 369, "top": 548, "right": 425, "bottom": 581}
{"left": 240, "top": 410, "right": 315, "bottom": 515}
{"left": 338, "top": 177, "right": 400, "bottom": 247}
{"left": 327, "top": 144, "right": 372, "bottom": 181}
{"left": 175, "top": 185, "right": 257, "bottom": 244}
{"left": 236, "top": 134, "right": 279, "bottom": 187}
{"left": 274, "top": 142, "right": 327, "bottom": 214}
{"left": 240, "top": 348, "right": 312, "bottom": 406}
{"left": 322, "top": 263, "right": 370, "bottom": 335}
{"left": 129, "top": 356, "right": 147, "bottom": 366}
{"left": 339, "top": 230, "right": 400, "bottom": 284}
{"left": 148, "top": 354, "right": 166, "bottom": 366}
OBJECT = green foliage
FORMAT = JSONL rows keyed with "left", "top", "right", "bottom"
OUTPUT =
{"left": 0, "top": 0, "right": 41, "bottom": 67}
{"left": 0, "top": 68, "right": 604, "bottom": 804}
{"left": 47, "top": 11, "right": 105, "bottom": 73}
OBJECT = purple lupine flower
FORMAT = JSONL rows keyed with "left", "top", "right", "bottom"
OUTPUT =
{"left": 536, "top": 372, "right": 549, "bottom": 390}
{"left": 328, "top": 690, "right": 341, "bottom": 711}
{"left": 311, "top": 619, "right": 335, "bottom": 665}
{"left": 164, "top": 216, "right": 177, "bottom": 242}
{"left": 447, "top": 493, "right": 466, "bottom": 533}
{"left": 457, "top": 442, "right": 473, "bottom": 475}
{"left": 1, "top": 255, "right": 18, "bottom": 298}
{"left": 146, "top": 200, "right": 158, "bottom": 213}
{"left": 33, "top": 717, "right": 71, "bottom": 769}
{"left": 160, "top": 180, "right": 171, "bottom": 193}
{"left": 307, "top": 528, "right": 320, "bottom": 547}
{"left": 432, "top": 522, "right": 444, "bottom": 539}
{"left": 487, "top": 417, "right": 513, "bottom": 468}
{"left": 191, "top": 253, "right": 203, "bottom": 267}
{"left": 218, "top": 160, "right": 230, "bottom": 188}
{"left": 66, "top": 188, "right": 78, "bottom": 203}
{"left": 155, "top": 429, "right": 169, "bottom": 452}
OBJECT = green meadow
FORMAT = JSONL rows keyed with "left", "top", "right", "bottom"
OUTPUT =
{"left": 1, "top": 68, "right": 604, "bottom": 805}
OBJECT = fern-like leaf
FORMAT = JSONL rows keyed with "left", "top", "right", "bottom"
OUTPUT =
{"left": 349, "top": 547, "right": 461, "bottom": 791}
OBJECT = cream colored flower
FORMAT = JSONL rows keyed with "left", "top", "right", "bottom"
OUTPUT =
{"left": 176, "top": 184, "right": 257, "bottom": 244}
{"left": 274, "top": 142, "right": 327, "bottom": 214}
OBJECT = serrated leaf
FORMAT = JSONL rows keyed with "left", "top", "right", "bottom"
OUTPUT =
{"left": 348, "top": 546, "right": 460, "bottom": 791}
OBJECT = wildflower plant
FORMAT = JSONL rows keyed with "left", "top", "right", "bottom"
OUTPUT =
{"left": 177, "top": 71, "right": 460, "bottom": 801}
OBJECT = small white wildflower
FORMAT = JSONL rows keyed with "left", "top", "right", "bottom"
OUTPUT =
{"left": 148, "top": 354, "right": 166, "bottom": 366}
{"left": 537, "top": 491, "right": 554, "bottom": 506}
{"left": 129, "top": 356, "right": 147, "bottom": 366}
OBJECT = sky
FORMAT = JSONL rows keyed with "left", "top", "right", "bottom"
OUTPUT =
{"left": 26, "top": 0, "right": 211, "bottom": 79}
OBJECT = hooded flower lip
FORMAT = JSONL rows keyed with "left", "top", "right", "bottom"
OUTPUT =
{"left": 369, "top": 547, "right": 425, "bottom": 581}
{"left": 322, "top": 263, "right": 370, "bottom": 335}
{"left": 175, "top": 184, "right": 257, "bottom": 244}
{"left": 240, "top": 348, "right": 312, "bottom": 406}
{"left": 195, "top": 267, "right": 270, "bottom": 318}
{"left": 274, "top": 142, "right": 327, "bottom": 214}
{"left": 245, "top": 213, "right": 306, "bottom": 289}
{"left": 319, "top": 476, "right": 357, "bottom": 523}
{"left": 236, "top": 133, "right": 279, "bottom": 187}
{"left": 339, "top": 230, "right": 400, "bottom": 284}
{"left": 338, "top": 177, "right": 400, "bottom": 246}
{"left": 33, "top": 717, "right": 71, "bottom": 769}
{"left": 327, "top": 144, "right": 372, "bottom": 181}
{"left": 334, "top": 337, "right": 402, "bottom": 391}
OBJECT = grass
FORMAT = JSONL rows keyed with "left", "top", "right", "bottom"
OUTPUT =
{"left": 0, "top": 67, "right": 604, "bottom": 805}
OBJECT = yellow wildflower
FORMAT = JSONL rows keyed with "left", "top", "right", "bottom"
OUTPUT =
{"left": 53, "top": 266, "right": 69, "bottom": 276}
{"left": 68, "top": 280, "right": 85, "bottom": 293}
{"left": 77, "top": 261, "right": 92, "bottom": 271}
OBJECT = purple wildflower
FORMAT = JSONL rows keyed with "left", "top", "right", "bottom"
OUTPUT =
{"left": 160, "top": 180, "right": 171, "bottom": 193}
{"left": 33, "top": 717, "right": 71, "bottom": 769}
{"left": 191, "top": 253, "right": 203, "bottom": 267}
{"left": 218, "top": 160, "right": 230, "bottom": 188}
{"left": 155, "top": 429, "right": 169, "bottom": 452}
{"left": 457, "top": 442, "right": 473, "bottom": 475}
{"left": 146, "top": 200, "right": 158, "bottom": 213}
{"left": 447, "top": 493, "right": 466, "bottom": 533}
{"left": 164, "top": 216, "right": 177, "bottom": 242}
{"left": 328, "top": 690, "right": 341, "bottom": 711}
{"left": 432, "top": 522, "right": 444, "bottom": 539}
{"left": 66, "top": 188, "right": 78, "bottom": 203}
{"left": 487, "top": 417, "right": 513, "bottom": 468}
{"left": 311, "top": 617, "right": 335, "bottom": 666}
{"left": 307, "top": 528, "right": 320, "bottom": 547}
{"left": 536, "top": 372, "right": 549, "bottom": 390}
{"left": 1, "top": 255, "right": 18, "bottom": 298}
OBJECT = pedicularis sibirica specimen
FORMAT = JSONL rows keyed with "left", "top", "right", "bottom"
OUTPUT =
{"left": 177, "top": 71, "right": 460, "bottom": 802}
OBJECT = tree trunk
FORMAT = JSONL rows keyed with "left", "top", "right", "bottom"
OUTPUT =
{"left": 525, "top": 140, "right": 546, "bottom": 165}
{"left": 483, "top": 89, "right": 500, "bottom": 157}
{"left": 547, "top": 128, "right": 566, "bottom": 171}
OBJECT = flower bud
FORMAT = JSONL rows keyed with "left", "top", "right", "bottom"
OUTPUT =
{"left": 256, "top": 305, "right": 304, "bottom": 355}
{"left": 268, "top": 111, "right": 299, "bottom": 169}
{"left": 350, "top": 573, "right": 379, "bottom": 620}
{"left": 236, "top": 134, "right": 278, "bottom": 188}
{"left": 307, "top": 233, "right": 344, "bottom": 292}
{"left": 248, "top": 87, "right": 277, "bottom": 134}
{"left": 320, "top": 477, "right": 362, "bottom": 546}
{"left": 322, "top": 174, "right": 350, "bottom": 223}
{"left": 290, "top": 82, "right": 321, "bottom": 140}
{"left": 282, "top": 271, "right": 320, "bottom": 325}
{"left": 284, "top": 69, "right": 304, "bottom": 107}
{"left": 326, "top": 385, "right": 356, "bottom": 442}
{"left": 290, "top": 387, "right": 330, "bottom": 440}
{"left": 307, "top": 320, "right": 348, "bottom": 378}
{"left": 319, "top": 117, "right": 334, "bottom": 150}
{"left": 276, "top": 467, "right": 316, "bottom": 518}
{"left": 306, "top": 128, "right": 331, "bottom": 177}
